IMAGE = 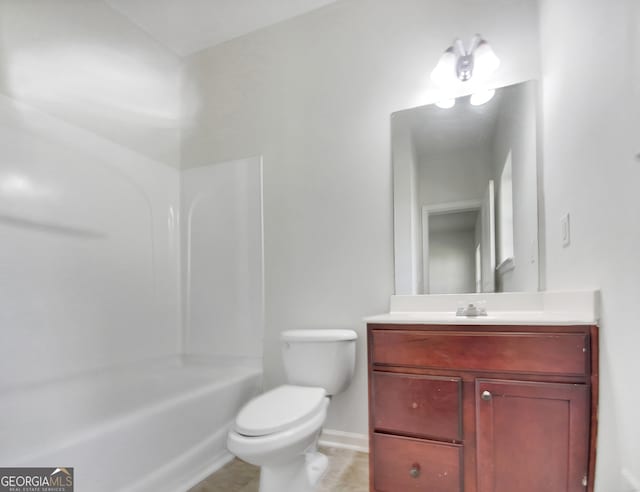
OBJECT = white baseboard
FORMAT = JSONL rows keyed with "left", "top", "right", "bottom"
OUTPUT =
{"left": 319, "top": 429, "right": 369, "bottom": 453}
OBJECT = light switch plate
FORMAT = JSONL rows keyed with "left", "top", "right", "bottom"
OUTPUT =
{"left": 561, "top": 213, "right": 570, "bottom": 247}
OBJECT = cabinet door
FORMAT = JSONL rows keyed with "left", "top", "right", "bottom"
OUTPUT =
{"left": 476, "top": 379, "right": 589, "bottom": 492}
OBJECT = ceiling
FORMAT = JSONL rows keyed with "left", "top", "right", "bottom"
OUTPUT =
{"left": 429, "top": 210, "right": 479, "bottom": 233}
{"left": 105, "top": 0, "right": 340, "bottom": 56}
{"left": 397, "top": 90, "right": 503, "bottom": 160}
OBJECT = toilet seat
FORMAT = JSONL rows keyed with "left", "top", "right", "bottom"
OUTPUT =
{"left": 227, "top": 396, "right": 329, "bottom": 471}
{"left": 234, "top": 385, "right": 327, "bottom": 437}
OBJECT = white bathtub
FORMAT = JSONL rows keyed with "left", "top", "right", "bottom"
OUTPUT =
{"left": 0, "top": 356, "right": 262, "bottom": 492}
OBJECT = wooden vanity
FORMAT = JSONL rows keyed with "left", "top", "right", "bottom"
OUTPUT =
{"left": 367, "top": 322, "right": 598, "bottom": 492}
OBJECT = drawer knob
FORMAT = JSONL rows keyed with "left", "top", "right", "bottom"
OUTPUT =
{"left": 411, "top": 402, "right": 418, "bottom": 409}
{"left": 481, "top": 390, "right": 492, "bottom": 401}
{"left": 409, "top": 463, "right": 421, "bottom": 478}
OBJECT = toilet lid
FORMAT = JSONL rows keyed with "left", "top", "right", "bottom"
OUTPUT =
{"left": 234, "top": 385, "right": 327, "bottom": 437}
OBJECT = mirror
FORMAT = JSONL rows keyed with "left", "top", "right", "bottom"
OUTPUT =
{"left": 393, "top": 81, "right": 539, "bottom": 294}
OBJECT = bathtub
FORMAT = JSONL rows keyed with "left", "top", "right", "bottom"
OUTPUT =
{"left": 0, "top": 356, "right": 262, "bottom": 492}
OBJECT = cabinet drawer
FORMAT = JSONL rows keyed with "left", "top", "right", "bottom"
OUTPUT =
{"left": 373, "top": 372, "right": 461, "bottom": 440}
{"left": 371, "top": 330, "right": 588, "bottom": 376}
{"left": 373, "top": 433, "right": 462, "bottom": 492}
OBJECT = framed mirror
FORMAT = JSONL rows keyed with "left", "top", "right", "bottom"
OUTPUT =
{"left": 393, "top": 81, "right": 540, "bottom": 295}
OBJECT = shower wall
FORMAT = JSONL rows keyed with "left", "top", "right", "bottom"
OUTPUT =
{"left": 0, "top": 0, "right": 184, "bottom": 167}
{"left": 0, "top": 1, "right": 267, "bottom": 392}
{"left": 181, "top": 158, "right": 264, "bottom": 360}
{"left": 0, "top": 0, "right": 183, "bottom": 389}
{"left": 0, "top": 93, "right": 181, "bottom": 390}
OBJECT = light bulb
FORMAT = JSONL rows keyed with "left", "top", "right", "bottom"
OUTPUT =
{"left": 430, "top": 47, "right": 457, "bottom": 86}
{"left": 472, "top": 40, "right": 500, "bottom": 80}
{"left": 435, "top": 98, "right": 456, "bottom": 109}
{"left": 470, "top": 89, "right": 496, "bottom": 106}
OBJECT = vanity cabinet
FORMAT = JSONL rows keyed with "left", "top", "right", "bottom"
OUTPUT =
{"left": 367, "top": 324, "right": 598, "bottom": 492}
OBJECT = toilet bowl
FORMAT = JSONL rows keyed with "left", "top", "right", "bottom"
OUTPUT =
{"left": 228, "top": 386, "right": 330, "bottom": 492}
{"left": 227, "top": 329, "right": 357, "bottom": 492}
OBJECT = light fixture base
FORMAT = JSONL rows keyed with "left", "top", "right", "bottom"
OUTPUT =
{"left": 456, "top": 54, "right": 474, "bottom": 82}
{"left": 431, "top": 34, "right": 499, "bottom": 85}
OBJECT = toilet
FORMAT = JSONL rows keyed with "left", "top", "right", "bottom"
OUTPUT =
{"left": 227, "top": 329, "right": 358, "bottom": 492}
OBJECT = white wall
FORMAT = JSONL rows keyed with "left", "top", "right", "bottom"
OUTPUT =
{"left": 182, "top": 0, "right": 541, "bottom": 435}
{"left": 181, "top": 157, "right": 264, "bottom": 360}
{"left": 428, "top": 229, "right": 476, "bottom": 294}
{"left": 0, "top": 1, "right": 182, "bottom": 389}
{"left": 392, "top": 116, "right": 422, "bottom": 294}
{"left": 419, "top": 144, "right": 494, "bottom": 206}
{"left": 492, "top": 82, "right": 539, "bottom": 292}
{"left": 417, "top": 143, "right": 492, "bottom": 295}
{"left": 410, "top": 133, "right": 423, "bottom": 295}
{"left": 538, "top": 0, "right": 639, "bottom": 489}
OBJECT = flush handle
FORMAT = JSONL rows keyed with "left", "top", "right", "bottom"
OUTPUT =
{"left": 409, "top": 463, "right": 421, "bottom": 478}
{"left": 481, "top": 390, "right": 492, "bottom": 401}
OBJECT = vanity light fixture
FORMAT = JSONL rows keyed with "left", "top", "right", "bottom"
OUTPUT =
{"left": 435, "top": 98, "right": 456, "bottom": 109}
{"left": 431, "top": 34, "right": 500, "bottom": 85}
{"left": 470, "top": 89, "right": 496, "bottom": 106}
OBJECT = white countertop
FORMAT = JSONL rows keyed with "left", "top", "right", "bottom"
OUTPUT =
{"left": 365, "top": 291, "right": 600, "bottom": 326}
{"left": 364, "top": 311, "right": 596, "bottom": 325}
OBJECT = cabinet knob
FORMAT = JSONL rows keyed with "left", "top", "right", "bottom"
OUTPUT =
{"left": 481, "top": 390, "right": 492, "bottom": 401}
{"left": 409, "top": 463, "right": 421, "bottom": 478}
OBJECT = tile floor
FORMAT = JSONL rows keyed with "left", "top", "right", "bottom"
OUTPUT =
{"left": 190, "top": 447, "right": 369, "bottom": 492}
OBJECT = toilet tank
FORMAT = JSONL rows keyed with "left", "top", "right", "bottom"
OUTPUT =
{"left": 281, "top": 329, "right": 357, "bottom": 396}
